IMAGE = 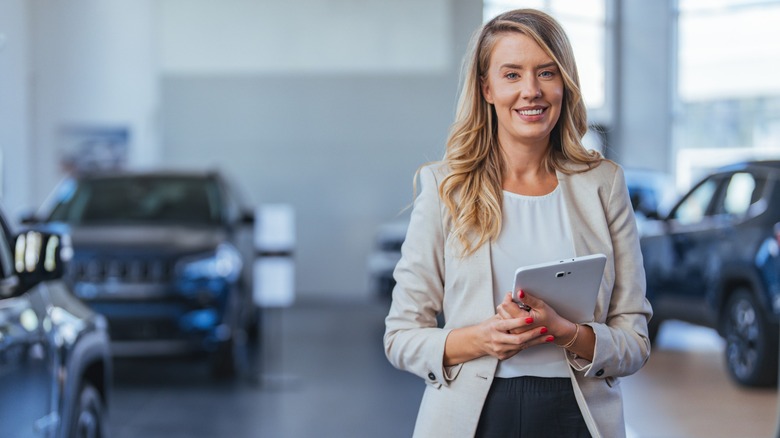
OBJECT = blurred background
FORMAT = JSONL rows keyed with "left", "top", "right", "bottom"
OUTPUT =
{"left": 1, "top": 0, "right": 780, "bottom": 437}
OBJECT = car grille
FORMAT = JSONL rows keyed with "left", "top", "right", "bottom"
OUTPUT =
{"left": 67, "top": 257, "right": 175, "bottom": 283}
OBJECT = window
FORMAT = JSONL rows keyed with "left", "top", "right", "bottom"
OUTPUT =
{"left": 673, "top": 177, "right": 718, "bottom": 225}
{"left": 673, "top": 0, "right": 780, "bottom": 167}
{"left": 484, "top": 0, "right": 613, "bottom": 122}
{"left": 722, "top": 173, "right": 756, "bottom": 215}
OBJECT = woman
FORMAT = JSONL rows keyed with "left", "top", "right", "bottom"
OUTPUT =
{"left": 384, "top": 9, "right": 652, "bottom": 438}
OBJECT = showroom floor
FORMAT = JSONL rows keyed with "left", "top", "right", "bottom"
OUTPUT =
{"left": 109, "top": 297, "right": 778, "bottom": 438}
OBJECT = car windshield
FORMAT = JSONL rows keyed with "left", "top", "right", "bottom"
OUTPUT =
{"left": 47, "top": 176, "right": 222, "bottom": 225}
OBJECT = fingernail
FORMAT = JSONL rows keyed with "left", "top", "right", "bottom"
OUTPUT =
{"left": 545, "top": 336, "right": 555, "bottom": 342}
{"left": 540, "top": 327, "right": 548, "bottom": 334}
{"left": 519, "top": 290, "right": 525, "bottom": 298}
{"left": 525, "top": 317, "right": 534, "bottom": 324}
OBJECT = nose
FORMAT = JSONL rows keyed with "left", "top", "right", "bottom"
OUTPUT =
{"left": 520, "top": 77, "right": 541, "bottom": 100}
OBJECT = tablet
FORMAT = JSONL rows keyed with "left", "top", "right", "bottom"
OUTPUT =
{"left": 512, "top": 254, "right": 607, "bottom": 323}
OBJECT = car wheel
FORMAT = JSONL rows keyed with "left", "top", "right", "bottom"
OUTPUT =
{"left": 210, "top": 326, "right": 252, "bottom": 379}
{"left": 723, "top": 288, "right": 778, "bottom": 387}
{"left": 70, "top": 383, "right": 106, "bottom": 438}
{"left": 210, "top": 336, "right": 238, "bottom": 379}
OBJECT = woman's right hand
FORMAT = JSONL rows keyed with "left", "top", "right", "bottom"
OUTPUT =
{"left": 444, "top": 309, "right": 552, "bottom": 365}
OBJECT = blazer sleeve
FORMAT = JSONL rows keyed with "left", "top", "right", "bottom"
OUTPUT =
{"left": 384, "top": 165, "right": 455, "bottom": 387}
{"left": 571, "top": 165, "right": 653, "bottom": 378}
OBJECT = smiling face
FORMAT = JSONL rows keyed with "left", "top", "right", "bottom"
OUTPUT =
{"left": 481, "top": 32, "right": 564, "bottom": 151}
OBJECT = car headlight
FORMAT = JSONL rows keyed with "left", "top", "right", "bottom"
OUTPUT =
{"left": 178, "top": 244, "right": 243, "bottom": 281}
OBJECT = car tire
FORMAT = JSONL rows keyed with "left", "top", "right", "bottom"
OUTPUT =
{"left": 211, "top": 337, "right": 238, "bottom": 379}
{"left": 69, "top": 383, "right": 106, "bottom": 438}
{"left": 210, "top": 326, "right": 252, "bottom": 379}
{"left": 723, "top": 288, "right": 779, "bottom": 387}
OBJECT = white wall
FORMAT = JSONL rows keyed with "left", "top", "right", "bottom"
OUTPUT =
{"left": 29, "top": 0, "right": 159, "bottom": 205}
{"left": 0, "top": 0, "right": 31, "bottom": 220}
{"left": 158, "top": 0, "right": 451, "bottom": 74}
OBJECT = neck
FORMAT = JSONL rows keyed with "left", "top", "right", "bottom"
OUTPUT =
{"left": 499, "top": 141, "right": 557, "bottom": 195}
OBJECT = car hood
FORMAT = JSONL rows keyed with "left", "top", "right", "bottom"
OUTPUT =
{"left": 67, "top": 224, "right": 226, "bottom": 253}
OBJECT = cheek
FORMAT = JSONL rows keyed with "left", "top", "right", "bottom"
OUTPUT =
{"left": 491, "top": 84, "right": 517, "bottom": 105}
{"left": 548, "top": 85, "right": 564, "bottom": 107}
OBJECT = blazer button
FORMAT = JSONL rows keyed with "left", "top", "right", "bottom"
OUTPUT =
{"left": 428, "top": 372, "right": 436, "bottom": 380}
{"left": 595, "top": 369, "right": 604, "bottom": 377}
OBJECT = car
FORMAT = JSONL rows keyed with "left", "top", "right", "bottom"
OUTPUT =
{"left": 23, "top": 169, "right": 258, "bottom": 378}
{"left": 640, "top": 160, "right": 780, "bottom": 387}
{"left": 0, "top": 206, "right": 111, "bottom": 437}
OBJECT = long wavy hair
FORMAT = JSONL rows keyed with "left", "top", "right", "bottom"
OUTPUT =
{"left": 441, "top": 8, "right": 601, "bottom": 256}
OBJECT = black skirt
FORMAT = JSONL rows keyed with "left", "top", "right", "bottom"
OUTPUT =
{"left": 475, "top": 376, "right": 591, "bottom": 438}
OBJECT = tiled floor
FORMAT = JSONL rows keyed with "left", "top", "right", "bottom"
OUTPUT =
{"left": 109, "top": 298, "right": 778, "bottom": 438}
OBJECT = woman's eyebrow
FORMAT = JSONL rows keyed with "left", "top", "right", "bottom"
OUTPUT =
{"left": 498, "top": 61, "right": 557, "bottom": 70}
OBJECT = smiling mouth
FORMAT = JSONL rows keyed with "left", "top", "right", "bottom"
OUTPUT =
{"left": 517, "top": 108, "right": 545, "bottom": 116}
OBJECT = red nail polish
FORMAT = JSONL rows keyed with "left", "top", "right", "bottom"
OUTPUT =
{"left": 519, "top": 290, "right": 525, "bottom": 299}
{"left": 540, "top": 327, "right": 548, "bottom": 334}
{"left": 545, "top": 336, "right": 555, "bottom": 342}
{"left": 525, "top": 317, "right": 534, "bottom": 324}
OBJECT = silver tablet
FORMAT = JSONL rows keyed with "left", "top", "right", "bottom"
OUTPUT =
{"left": 512, "top": 254, "right": 607, "bottom": 323}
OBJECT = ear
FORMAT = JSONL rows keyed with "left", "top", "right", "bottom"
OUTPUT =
{"left": 481, "top": 77, "right": 494, "bottom": 104}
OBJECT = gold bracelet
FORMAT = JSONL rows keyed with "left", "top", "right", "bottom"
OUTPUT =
{"left": 560, "top": 323, "right": 580, "bottom": 349}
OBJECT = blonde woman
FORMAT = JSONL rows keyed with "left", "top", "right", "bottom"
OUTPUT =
{"left": 384, "top": 9, "right": 652, "bottom": 438}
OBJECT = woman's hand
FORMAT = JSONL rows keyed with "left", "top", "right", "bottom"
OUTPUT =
{"left": 496, "top": 291, "right": 576, "bottom": 348}
{"left": 477, "top": 313, "right": 553, "bottom": 361}
{"left": 443, "top": 306, "right": 554, "bottom": 365}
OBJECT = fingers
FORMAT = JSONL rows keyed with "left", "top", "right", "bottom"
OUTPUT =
{"left": 495, "top": 319, "right": 549, "bottom": 340}
{"left": 517, "top": 289, "right": 541, "bottom": 308}
{"left": 490, "top": 327, "right": 554, "bottom": 360}
{"left": 496, "top": 292, "right": 529, "bottom": 320}
{"left": 483, "top": 308, "right": 555, "bottom": 360}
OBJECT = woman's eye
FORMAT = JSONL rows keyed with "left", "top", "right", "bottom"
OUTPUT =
{"left": 539, "top": 71, "right": 555, "bottom": 78}
{"left": 505, "top": 72, "right": 519, "bottom": 80}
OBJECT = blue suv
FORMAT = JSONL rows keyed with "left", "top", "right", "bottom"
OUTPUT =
{"left": 640, "top": 160, "right": 780, "bottom": 387}
{"left": 24, "top": 170, "right": 258, "bottom": 378}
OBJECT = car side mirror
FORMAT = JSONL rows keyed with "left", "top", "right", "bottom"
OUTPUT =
{"left": 13, "top": 230, "right": 72, "bottom": 291}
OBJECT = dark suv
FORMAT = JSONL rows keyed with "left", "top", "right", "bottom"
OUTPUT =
{"left": 640, "top": 160, "right": 780, "bottom": 387}
{"left": 1, "top": 207, "right": 111, "bottom": 437}
{"left": 25, "top": 170, "right": 258, "bottom": 377}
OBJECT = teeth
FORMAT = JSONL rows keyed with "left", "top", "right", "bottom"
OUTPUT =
{"left": 518, "top": 109, "right": 543, "bottom": 116}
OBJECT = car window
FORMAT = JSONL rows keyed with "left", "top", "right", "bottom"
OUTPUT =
{"left": 48, "top": 177, "right": 222, "bottom": 225}
{"left": 720, "top": 172, "right": 762, "bottom": 216}
{"left": 672, "top": 177, "right": 719, "bottom": 225}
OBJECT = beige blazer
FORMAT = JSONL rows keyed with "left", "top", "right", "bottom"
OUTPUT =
{"left": 384, "top": 160, "right": 653, "bottom": 438}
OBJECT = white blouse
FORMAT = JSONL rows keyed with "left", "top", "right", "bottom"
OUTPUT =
{"left": 491, "top": 185, "right": 576, "bottom": 378}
